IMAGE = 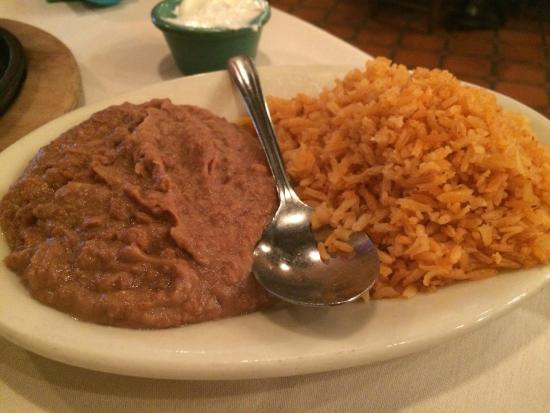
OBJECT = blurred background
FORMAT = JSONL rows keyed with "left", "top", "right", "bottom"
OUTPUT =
{"left": 269, "top": 0, "right": 550, "bottom": 117}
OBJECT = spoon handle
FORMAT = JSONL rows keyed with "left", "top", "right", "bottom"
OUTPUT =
{"left": 227, "top": 55, "right": 298, "bottom": 204}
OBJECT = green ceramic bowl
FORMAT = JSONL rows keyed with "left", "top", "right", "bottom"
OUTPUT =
{"left": 151, "top": 0, "right": 270, "bottom": 75}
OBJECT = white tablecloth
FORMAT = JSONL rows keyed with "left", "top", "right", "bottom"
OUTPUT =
{"left": 1, "top": 1, "right": 548, "bottom": 411}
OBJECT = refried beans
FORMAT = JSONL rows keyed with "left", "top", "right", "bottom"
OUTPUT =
{"left": 0, "top": 99, "right": 277, "bottom": 328}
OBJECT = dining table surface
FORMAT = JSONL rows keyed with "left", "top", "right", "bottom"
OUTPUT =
{"left": 1, "top": 1, "right": 549, "bottom": 412}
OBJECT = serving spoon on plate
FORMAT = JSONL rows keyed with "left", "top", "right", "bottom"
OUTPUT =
{"left": 227, "top": 56, "right": 379, "bottom": 306}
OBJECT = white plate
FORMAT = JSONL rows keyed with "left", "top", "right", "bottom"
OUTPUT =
{"left": 0, "top": 66, "right": 549, "bottom": 380}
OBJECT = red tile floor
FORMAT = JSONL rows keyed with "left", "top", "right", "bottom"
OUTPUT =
{"left": 269, "top": 0, "right": 550, "bottom": 117}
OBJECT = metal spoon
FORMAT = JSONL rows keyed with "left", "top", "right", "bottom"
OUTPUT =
{"left": 227, "top": 56, "right": 379, "bottom": 306}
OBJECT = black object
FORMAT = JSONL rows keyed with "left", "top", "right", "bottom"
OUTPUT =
{"left": 447, "top": 0, "right": 509, "bottom": 30}
{"left": 0, "top": 27, "right": 26, "bottom": 115}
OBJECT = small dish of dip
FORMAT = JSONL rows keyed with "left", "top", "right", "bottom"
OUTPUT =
{"left": 151, "top": 0, "right": 270, "bottom": 75}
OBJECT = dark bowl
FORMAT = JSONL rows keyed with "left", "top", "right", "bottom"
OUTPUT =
{"left": 0, "top": 27, "right": 26, "bottom": 115}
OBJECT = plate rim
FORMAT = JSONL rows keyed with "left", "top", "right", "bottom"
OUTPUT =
{"left": 1, "top": 274, "right": 548, "bottom": 380}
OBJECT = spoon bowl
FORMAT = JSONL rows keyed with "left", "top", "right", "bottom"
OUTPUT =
{"left": 227, "top": 56, "right": 379, "bottom": 306}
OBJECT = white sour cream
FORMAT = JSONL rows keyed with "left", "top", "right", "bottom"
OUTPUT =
{"left": 168, "top": 0, "right": 268, "bottom": 30}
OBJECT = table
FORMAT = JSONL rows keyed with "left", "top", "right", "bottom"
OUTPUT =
{"left": 1, "top": 1, "right": 548, "bottom": 412}
{"left": 1, "top": 0, "right": 366, "bottom": 105}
